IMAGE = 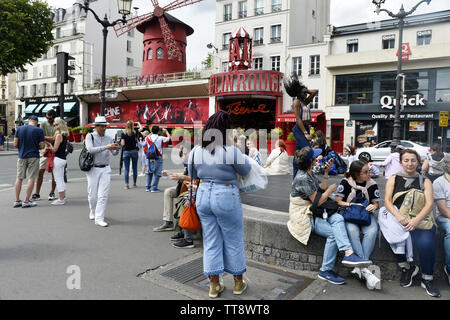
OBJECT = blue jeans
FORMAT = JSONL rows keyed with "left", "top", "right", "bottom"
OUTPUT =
{"left": 123, "top": 150, "right": 138, "bottom": 185}
{"left": 195, "top": 181, "right": 246, "bottom": 276}
{"left": 146, "top": 157, "right": 163, "bottom": 191}
{"left": 293, "top": 124, "right": 311, "bottom": 178}
{"left": 345, "top": 214, "right": 379, "bottom": 260}
{"left": 311, "top": 213, "right": 353, "bottom": 272}
{"left": 436, "top": 215, "right": 450, "bottom": 270}
{"left": 394, "top": 226, "right": 436, "bottom": 276}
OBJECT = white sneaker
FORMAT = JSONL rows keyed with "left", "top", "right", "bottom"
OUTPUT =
{"left": 95, "top": 220, "right": 109, "bottom": 227}
{"left": 361, "top": 268, "right": 381, "bottom": 290}
{"left": 89, "top": 212, "right": 95, "bottom": 220}
{"left": 138, "top": 173, "right": 145, "bottom": 177}
{"left": 51, "top": 199, "right": 66, "bottom": 206}
{"left": 351, "top": 267, "right": 362, "bottom": 280}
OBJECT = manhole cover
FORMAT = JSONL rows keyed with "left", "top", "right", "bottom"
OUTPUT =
{"left": 158, "top": 257, "right": 313, "bottom": 300}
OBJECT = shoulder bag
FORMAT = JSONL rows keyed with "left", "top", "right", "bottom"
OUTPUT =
{"left": 339, "top": 196, "right": 371, "bottom": 226}
{"left": 179, "top": 148, "right": 201, "bottom": 231}
{"left": 79, "top": 133, "right": 95, "bottom": 172}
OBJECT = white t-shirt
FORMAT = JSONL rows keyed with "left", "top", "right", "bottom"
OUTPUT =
{"left": 433, "top": 175, "right": 450, "bottom": 217}
{"left": 148, "top": 134, "right": 170, "bottom": 155}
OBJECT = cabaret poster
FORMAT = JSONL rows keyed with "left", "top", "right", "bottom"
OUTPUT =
{"left": 88, "top": 98, "right": 210, "bottom": 125}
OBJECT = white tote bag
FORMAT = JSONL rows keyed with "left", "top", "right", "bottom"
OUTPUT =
{"left": 236, "top": 155, "right": 268, "bottom": 193}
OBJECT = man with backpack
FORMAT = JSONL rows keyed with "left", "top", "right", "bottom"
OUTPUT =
{"left": 145, "top": 126, "right": 171, "bottom": 192}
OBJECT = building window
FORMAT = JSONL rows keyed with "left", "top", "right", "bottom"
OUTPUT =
{"left": 382, "top": 34, "right": 395, "bottom": 49}
{"left": 347, "top": 39, "right": 358, "bottom": 53}
{"left": 272, "top": 0, "right": 282, "bottom": 12}
{"left": 271, "top": 56, "right": 280, "bottom": 71}
{"left": 253, "top": 27, "right": 264, "bottom": 45}
{"left": 31, "top": 84, "right": 37, "bottom": 96}
{"left": 127, "top": 57, "right": 134, "bottom": 66}
{"left": 51, "top": 64, "right": 57, "bottom": 77}
{"left": 311, "top": 92, "right": 319, "bottom": 109}
{"left": 293, "top": 57, "right": 302, "bottom": 76}
{"left": 336, "top": 74, "right": 374, "bottom": 105}
{"left": 222, "top": 33, "right": 231, "bottom": 50}
{"left": 255, "top": 0, "right": 264, "bottom": 15}
{"left": 56, "top": 27, "right": 61, "bottom": 39}
{"left": 238, "top": 1, "right": 247, "bottom": 18}
{"left": 72, "top": 22, "right": 77, "bottom": 35}
{"left": 147, "top": 48, "right": 152, "bottom": 60}
{"left": 54, "top": 45, "right": 59, "bottom": 57}
{"left": 127, "top": 40, "right": 132, "bottom": 53}
{"left": 224, "top": 4, "right": 232, "bottom": 21}
{"left": 417, "top": 30, "right": 431, "bottom": 46}
{"left": 310, "top": 55, "right": 320, "bottom": 75}
{"left": 52, "top": 83, "right": 57, "bottom": 95}
{"left": 19, "top": 86, "right": 26, "bottom": 98}
{"left": 41, "top": 83, "right": 47, "bottom": 96}
{"left": 270, "top": 25, "right": 281, "bottom": 43}
{"left": 128, "top": 29, "right": 134, "bottom": 37}
{"left": 222, "top": 62, "right": 229, "bottom": 72}
{"left": 436, "top": 68, "right": 450, "bottom": 102}
{"left": 156, "top": 48, "right": 164, "bottom": 59}
{"left": 253, "top": 57, "right": 263, "bottom": 70}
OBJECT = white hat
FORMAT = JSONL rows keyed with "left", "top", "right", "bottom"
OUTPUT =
{"left": 93, "top": 116, "right": 109, "bottom": 126}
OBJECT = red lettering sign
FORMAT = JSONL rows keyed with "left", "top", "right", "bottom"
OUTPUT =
{"left": 224, "top": 102, "right": 271, "bottom": 115}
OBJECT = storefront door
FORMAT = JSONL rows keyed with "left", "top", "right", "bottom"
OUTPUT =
{"left": 331, "top": 120, "right": 344, "bottom": 154}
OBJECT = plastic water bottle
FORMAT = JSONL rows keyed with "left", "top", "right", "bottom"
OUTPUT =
{"left": 323, "top": 209, "right": 328, "bottom": 221}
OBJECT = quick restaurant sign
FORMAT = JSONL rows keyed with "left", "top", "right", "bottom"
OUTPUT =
{"left": 380, "top": 94, "right": 425, "bottom": 109}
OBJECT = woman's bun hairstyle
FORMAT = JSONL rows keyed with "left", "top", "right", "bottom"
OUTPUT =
{"left": 283, "top": 73, "right": 307, "bottom": 98}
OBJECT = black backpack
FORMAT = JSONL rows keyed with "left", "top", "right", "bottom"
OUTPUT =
{"left": 79, "top": 134, "right": 94, "bottom": 172}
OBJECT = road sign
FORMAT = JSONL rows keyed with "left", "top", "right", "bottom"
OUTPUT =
{"left": 440, "top": 111, "right": 449, "bottom": 127}
{"left": 396, "top": 43, "right": 412, "bottom": 61}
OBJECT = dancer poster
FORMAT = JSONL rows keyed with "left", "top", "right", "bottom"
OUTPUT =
{"left": 88, "top": 98, "right": 209, "bottom": 125}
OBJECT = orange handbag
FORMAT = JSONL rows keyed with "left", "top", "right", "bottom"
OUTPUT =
{"left": 179, "top": 149, "right": 201, "bottom": 231}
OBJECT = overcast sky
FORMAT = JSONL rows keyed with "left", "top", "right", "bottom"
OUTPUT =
{"left": 46, "top": 0, "right": 450, "bottom": 70}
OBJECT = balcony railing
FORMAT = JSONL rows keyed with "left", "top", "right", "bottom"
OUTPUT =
{"left": 270, "top": 37, "right": 281, "bottom": 43}
{"left": 253, "top": 39, "right": 264, "bottom": 46}
{"left": 238, "top": 10, "right": 247, "bottom": 18}
{"left": 224, "top": 13, "right": 232, "bottom": 21}
{"left": 272, "top": 4, "right": 282, "bottom": 12}
{"left": 255, "top": 7, "right": 264, "bottom": 15}
{"left": 222, "top": 44, "right": 229, "bottom": 50}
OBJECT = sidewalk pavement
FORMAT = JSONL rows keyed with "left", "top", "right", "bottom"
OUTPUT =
{"left": 0, "top": 159, "right": 448, "bottom": 300}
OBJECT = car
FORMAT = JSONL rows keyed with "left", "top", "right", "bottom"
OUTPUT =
{"left": 356, "top": 140, "right": 430, "bottom": 162}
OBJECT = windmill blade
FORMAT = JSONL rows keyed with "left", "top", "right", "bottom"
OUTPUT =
{"left": 158, "top": 16, "right": 183, "bottom": 60}
{"left": 150, "top": 0, "right": 159, "bottom": 8}
{"left": 163, "top": 0, "right": 205, "bottom": 12}
{"left": 114, "top": 12, "right": 154, "bottom": 37}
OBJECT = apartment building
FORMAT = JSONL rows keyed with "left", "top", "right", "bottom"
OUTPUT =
{"left": 15, "top": 0, "right": 143, "bottom": 125}
{"left": 325, "top": 10, "right": 450, "bottom": 153}
{"left": 212, "top": 0, "right": 331, "bottom": 135}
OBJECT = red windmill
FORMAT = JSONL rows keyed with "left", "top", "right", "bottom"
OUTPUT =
{"left": 114, "top": 0, "right": 204, "bottom": 76}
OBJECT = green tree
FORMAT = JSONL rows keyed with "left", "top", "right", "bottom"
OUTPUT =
{"left": 0, "top": 0, "right": 54, "bottom": 75}
{"left": 201, "top": 52, "right": 213, "bottom": 69}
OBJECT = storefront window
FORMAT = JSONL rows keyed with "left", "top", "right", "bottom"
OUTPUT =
{"left": 335, "top": 74, "right": 373, "bottom": 105}
{"left": 436, "top": 68, "right": 450, "bottom": 102}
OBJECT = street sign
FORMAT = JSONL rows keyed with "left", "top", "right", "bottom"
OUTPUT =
{"left": 440, "top": 110, "right": 449, "bottom": 127}
{"left": 396, "top": 43, "right": 412, "bottom": 61}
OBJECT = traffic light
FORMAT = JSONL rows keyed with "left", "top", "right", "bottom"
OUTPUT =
{"left": 56, "top": 52, "right": 75, "bottom": 84}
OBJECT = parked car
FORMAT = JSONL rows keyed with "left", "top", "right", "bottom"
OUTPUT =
{"left": 356, "top": 140, "right": 430, "bottom": 162}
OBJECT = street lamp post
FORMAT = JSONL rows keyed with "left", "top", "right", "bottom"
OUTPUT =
{"left": 372, "top": 0, "right": 431, "bottom": 148}
{"left": 77, "top": 0, "right": 132, "bottom": 116}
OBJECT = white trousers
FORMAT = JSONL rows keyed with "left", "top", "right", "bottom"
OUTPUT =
{"left": 53, "top": 157, "right": 67, "bottom": 193}
{"left": 86, "top": 166, "right": 111, "bottom": 222}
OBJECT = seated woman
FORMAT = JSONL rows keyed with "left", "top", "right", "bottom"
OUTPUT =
{"left": 381, "top": 149, "right": 440, "bottom": 298}
{"left": 264, "top": 140, "right": 290, "bottom": 175}
{"left": 287, "top": 146, "right": 372, "bottom": 286}
{"left": 341, "top": 145, "right": 358, "bottom": 170}
{"left": 335, "top": 160, "right": 381, "bottom": 290}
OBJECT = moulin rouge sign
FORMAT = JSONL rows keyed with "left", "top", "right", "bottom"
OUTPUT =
{"left": 209, "top": 70, "right": 283, "bottom": 96}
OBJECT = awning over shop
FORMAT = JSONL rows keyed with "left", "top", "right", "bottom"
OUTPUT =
{"left": 41, "top": 103, "right": 59, "bottom": 113}
{"left": 64, "top": 102, "right": 78, "bottom": 113}
{"left": 24, "top": 104, "right": 38, "bottom": 114}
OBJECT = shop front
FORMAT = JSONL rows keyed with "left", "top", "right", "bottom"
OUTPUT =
{"left": 22, "top": 96, "right": 79, "bottom": 126}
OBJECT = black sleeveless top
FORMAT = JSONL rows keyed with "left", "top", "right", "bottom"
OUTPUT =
{"left": 393, "top": 175, "right": 421, "bottom": 208}
{"left": 54, "top": 135, "right": 68, "bottom": 160}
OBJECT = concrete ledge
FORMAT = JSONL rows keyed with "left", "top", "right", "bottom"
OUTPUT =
{"left": 243, "top": 205, "right": 446, "bottom": 281}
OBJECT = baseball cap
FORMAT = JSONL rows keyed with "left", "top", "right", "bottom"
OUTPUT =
{"left": 28, "top": 115, "right": 38, "bottom": 122}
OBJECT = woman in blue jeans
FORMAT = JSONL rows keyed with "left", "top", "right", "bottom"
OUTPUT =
{"left": 120, "top": 121, "right": 139, "bottom": 189}
{"left": 290, "top": 147, "right": 372, "bottom": 286}
{"left": 189, "top": 110, "right": 251, "bottom": 299}
{"left": 384, "top": 149, "right": 440, "bottom": 298}
{"left": 335, "top": 160, "right": 381, "bottom": 290}
{"left": 283, "top": 73, "right": 317, "bottom": 177}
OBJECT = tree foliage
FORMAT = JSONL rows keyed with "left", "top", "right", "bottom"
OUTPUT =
{"left": 201, "top": 52, "right": 212, "bottom": 69}
{"left": 0, "top": 0, "right": 54, "bottom": 75}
